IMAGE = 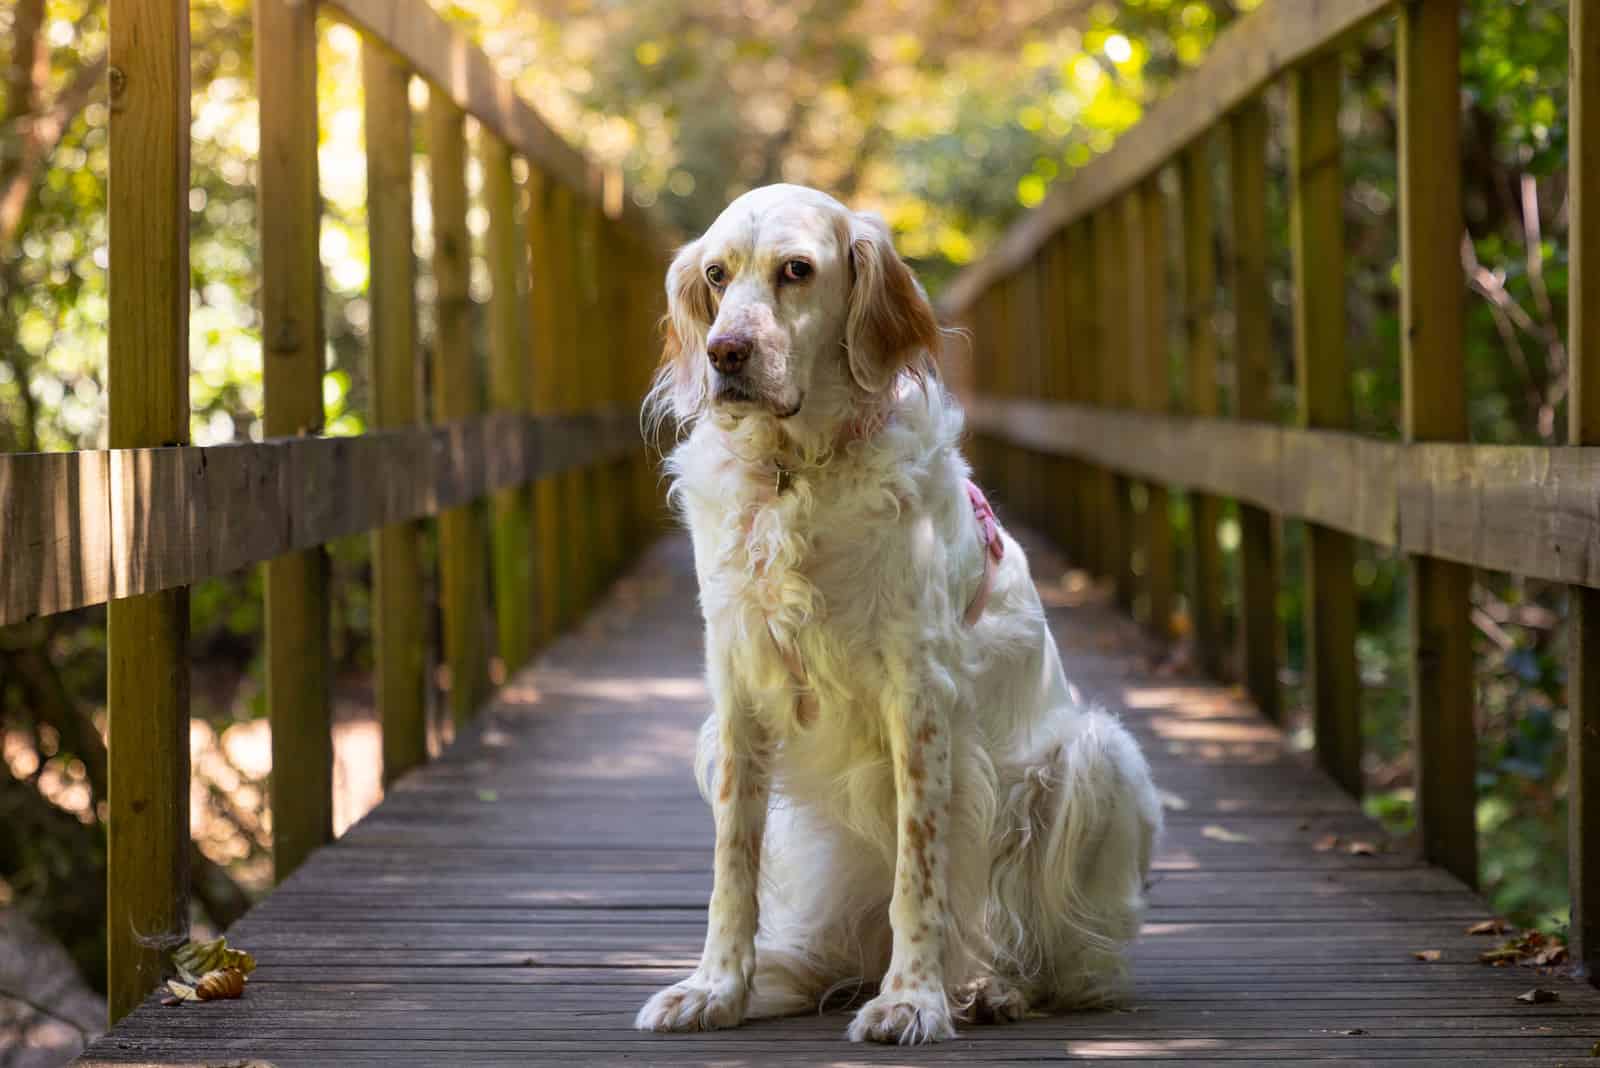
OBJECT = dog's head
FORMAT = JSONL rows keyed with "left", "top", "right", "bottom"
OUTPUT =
{"left": 649, "top": 184, "right": 940, "bottom": 441}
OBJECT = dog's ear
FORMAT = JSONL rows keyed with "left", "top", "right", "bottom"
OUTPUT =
{"left": 653, "top": 239, "right": 717, "bottom": 420}
{"left": 844, "top": 211, "right": 940, "bottom": 393}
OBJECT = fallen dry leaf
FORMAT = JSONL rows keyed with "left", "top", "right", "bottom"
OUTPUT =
{"left": 172, "top": 936, "right": 256, "bottom": 981}
{"left": 1515, "top": 987, "right": 1558, "bottom": 1004}
{"left": 1202, "top": 824, "right": 1252, "bottom": 844}
{"left": 1532, "top": 943, "right": 1568, "bottom": 968}
{"left": 1313, "top": 833, "right": 1340, "bottom": 853}
{"left": 1346, "top": 840, "right": 1378, "bottom": 856}
{"left": 1340, "top": 1028, "right": 1369, "bottom": 1036}
{"left": 1412, "top": 949, "right": 1441, "bottom": 962}
{"left": 1479, "top": 930, "right": 1568, "bottom": 970}
{"left": 166, "top": 967, "right": 246, "bottom": 1004}
{"left": 195, "top": 967, "right": 246, "bottom": 1000}
{"left": 1467, "top": 918, "right": 1510, "bottom": 936}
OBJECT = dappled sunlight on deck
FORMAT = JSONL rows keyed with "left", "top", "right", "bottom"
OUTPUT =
{"left": 78, "top": 534, "right": 1600, "bottom": 1064}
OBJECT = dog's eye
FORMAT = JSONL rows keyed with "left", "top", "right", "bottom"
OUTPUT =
{"left": 780, "top": 260, "right": 813, "bottom": 284}
{"left": 705, "top": 264, "right": 727, "bottom": 288}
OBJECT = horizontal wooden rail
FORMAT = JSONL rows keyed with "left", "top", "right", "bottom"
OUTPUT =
{"left": 1, "top": 408, "right": 638, "bottom": 626}
{"left": 967, "top": 396, "right": 1600, "bottom": 590}
{"left": 324, "top": 0, "right": 667, "bottom": 243}
{"left": 939, "top": 0, "right": 1394, "bottom": 314}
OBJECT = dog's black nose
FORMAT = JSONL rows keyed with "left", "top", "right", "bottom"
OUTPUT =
{"left": 706, "top": 333, "right": 751, "bottom": 375}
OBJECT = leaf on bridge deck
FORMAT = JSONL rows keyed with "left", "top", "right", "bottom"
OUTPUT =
{"left": 165, "top": 967, "right": 246, "bottom": 1004}
{"left": 1466, "top": 917, "right": 1511, "bottom": 935}
{"left": 172, "top": 935, "right": 256, "bottom": 981}
{"left": 1480, "top": 929, "right": 1569, "bottom": 969}
{"left": 1412, "top": 949, "right": 1442, "bottom": 962}
{"left": 1516, "top": 987, "right": 1559, "bottom": 1004}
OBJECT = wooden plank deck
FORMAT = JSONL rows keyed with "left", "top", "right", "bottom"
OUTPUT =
{"left": 77, "top": 532, "right": 1600, "bottom": 1066}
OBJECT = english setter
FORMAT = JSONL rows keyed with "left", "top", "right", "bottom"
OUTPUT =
{"left": 636, "top": 184, "right": 1162, "bottom": 1044}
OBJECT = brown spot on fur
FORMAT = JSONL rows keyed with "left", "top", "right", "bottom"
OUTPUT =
{"left": 718, "top": 759, "right": 735, "bottom": 803}
{"left": 892, "top": 975, "right": 904, "bottom": 991}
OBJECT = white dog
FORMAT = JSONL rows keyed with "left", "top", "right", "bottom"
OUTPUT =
{"left": 635, "top": 184, "right": 1162, "bottom": 1045}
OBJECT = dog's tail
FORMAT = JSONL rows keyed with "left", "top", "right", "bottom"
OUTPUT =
{"left": 989, "top": 707, "right": 1161, "bottom": 1009}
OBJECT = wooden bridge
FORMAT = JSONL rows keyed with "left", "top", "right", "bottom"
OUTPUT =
{"left": 1, "top": 0, "right": 1596, "bottom": 1062}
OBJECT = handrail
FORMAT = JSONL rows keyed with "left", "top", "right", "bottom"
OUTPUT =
{"left": 938, "top": 0, "right": 1599, "bottom": 986}
{"left": 0, "top": 409, "right": 639, "bottom": 625}
{"left": 968, "top": 398, "right": 1600, "bottom": 589}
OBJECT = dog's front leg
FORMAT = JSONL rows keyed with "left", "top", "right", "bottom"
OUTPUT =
{"left": 848, "top": 693, "right": 957, "bottom": 1044}
{"left": 636, "top": 656, "right": 768, "bottom": 1033}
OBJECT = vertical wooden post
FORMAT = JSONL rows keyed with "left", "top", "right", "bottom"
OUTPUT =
{"left": 363, "top": 43, "right": 428, "bottom": 784}
{"left": 1180, "top": 136, "right": 1226, "bottom": 676}
{"left": 1229, "top": 98, "right": 1281, "bottom": 723}
{"left": 1570, "top": 0, "right": 1600, "bottom": 981}
{"left": 427, "top": 95, "right": 490, "bottom": 727}
{"left": 1044, "top": 232, "right": 1078, "bottom": 558}
{"left": 1290, "top": 56, "right": 1362, "bottom": 797}
{"left": 1400, "top": 0, "right": 1476, "bottom": 886}
{"left": 1067, "top": 221, "right": 1103, "bottom": 578}
{"left": 258, "top": 0, "right": 331, "bottom": 883}
{"left": 993, "top": 276, "right": 1016, "bottom": 507}
{"left": 483, "top": 133, "right": 534, "bottom": 674}
{"left": 1096, "top": 202, "right": 1133, "bottom": 607}
{"left": 526, "top": 166, "right": 564, "bottom": 645}
{"left": 1138, "top": 176, "right": 1174, "bottom": 637}
{"left": 1012, "top": 259, "right": 1042, "bottom": 525}
{"left": 106, "top": 0, "right": 190, "bottom": 1024}
{"left": 581, "top": 197, "right": 621, "bottom": 587}
{"left": 549, "top": 182, "right": 588, "bottom": 622}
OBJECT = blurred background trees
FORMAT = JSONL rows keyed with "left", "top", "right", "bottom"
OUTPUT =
{"left": 0, "top": 0, "right": 1580, "bottom": 1055}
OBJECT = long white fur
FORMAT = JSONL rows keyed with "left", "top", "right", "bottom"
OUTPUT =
{"left": 633, "top": 184, "right": 1163, "bottom": 1045}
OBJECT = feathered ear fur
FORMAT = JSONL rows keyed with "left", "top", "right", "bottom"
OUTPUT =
{"left": 844, "top": 212, "right": 941, "bottom": 393}
{"left": 647, "top": 239, "right": 716, "bottom": 429}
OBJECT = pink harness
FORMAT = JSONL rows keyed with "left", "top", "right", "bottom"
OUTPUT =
{"left": 770, "top": 479, "right": 1004, "bottom": 721}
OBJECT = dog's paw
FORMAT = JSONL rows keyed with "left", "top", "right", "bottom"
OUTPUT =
{"left": 635, "top": 975, "right": 749, "bottom": 1033}
{"left": 954, "top": 975, "right": 1029, "bottom": 1024}
{"left": 846, "top": 988, "right": 956, "bottom": 1044}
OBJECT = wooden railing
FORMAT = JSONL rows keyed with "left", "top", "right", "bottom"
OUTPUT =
{"left": 940, "top": 0, "right": 1597, "bottom": 983}
{"left": 0, "top": 0, "right": 668, "bottom": 1021}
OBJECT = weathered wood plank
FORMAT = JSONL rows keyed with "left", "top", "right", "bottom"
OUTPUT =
{"left": 0, "top": 409, "right": 639, "bottom": 626}
{"left": 75, "top": 534, "right": 1600, "bottom": 1065}
{"left": 257, "top": 0, "right": 332, "bottom": 884}
{"left": 428, "top": 93, "right": 491, "bottom": 726}
{"left": 363, "top": 41, "right": 429, "bottom": 785}
{"left": 1228, "top": 97, "right": 1281, "bottom": 723}
{"left": 1398, "top": 0, "right": 1476, "bottom": 889}
{"left": 105, "top": 0, "right": 191, "bottom": 1025}
{"left": 965, "top": 399, "right": 1600, "bottom": 594}
{"left": 482, "top": 133, "right": 535, "bottom": 674}
{"left": 1180, "top": 137, "right": 1226, "bottom": 678}
{"left": 1570, "top": 0, "right": 1600, "bottom": 983}
{"left": 1290, "top": 54, "right": 1361, "bottom": 798}
{"left": 939, "top": 0, "right": 1398, "bottom": 314}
